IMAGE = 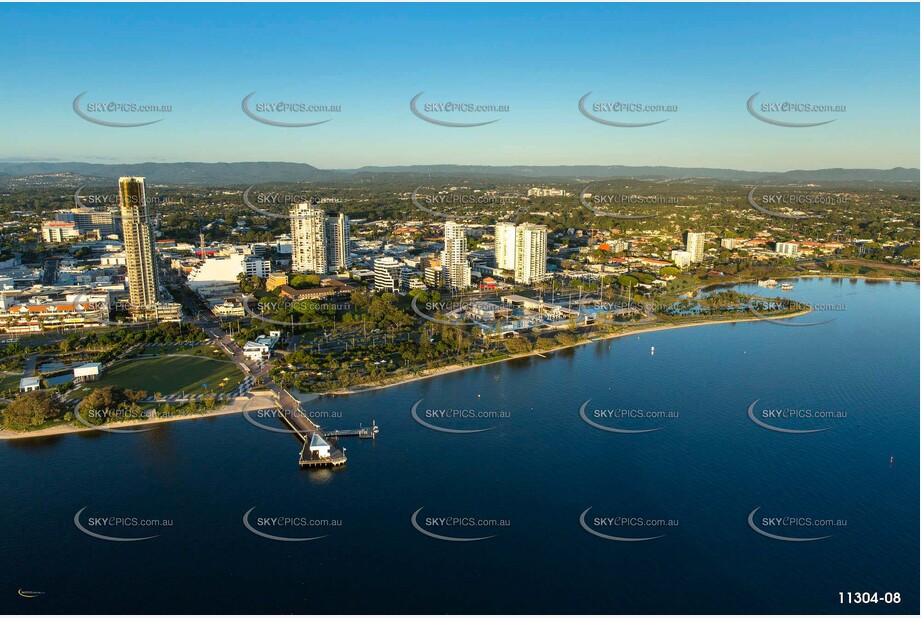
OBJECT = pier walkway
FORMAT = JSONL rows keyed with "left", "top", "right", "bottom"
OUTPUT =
{"left": 275, "top": 394, "right": 378, "bottom": 468}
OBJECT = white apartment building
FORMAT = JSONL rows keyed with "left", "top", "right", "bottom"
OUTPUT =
{"left": 41, "top": 221, "right": 80, "bottom": 243}
{"left": 514, "top": 224, "right": 548, "bottom": 284}
{"left": 325, "top": 213, "right": 351, "bottom": 272}
{"left": 244, "top": 256, "right": 271, "bottom": 279}
{"left": 494, "top": 222, "right": 517, "bottom": 271}
{"left": 775, "top": 242, "right": 800, "bottom": 257}
{"left": 374, "top": 256, "right": 408, "bottom": 294}
{"left": 290, "top": 205, "right": 350, "bottom": 274}
{"left": 685, "top": 231, "right": 707, "bottom": 263}
{"left": 290, "top": 203, "right": 328, "bottom": 274}
{"left": 443, "top": 221, "right": 472, "bottom": 290}
{"left": 670, "top": 249, "right": 692, "bottom": 269}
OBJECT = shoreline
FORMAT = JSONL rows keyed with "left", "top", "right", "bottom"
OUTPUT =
{"left": 0, "top": 393, "right": 277, "bottom": 441}
{"left": 5, "top": 272, "right": 912, "bottom": 434}
{"left": 321, "top": 307, "right": 814, "bottom": 398}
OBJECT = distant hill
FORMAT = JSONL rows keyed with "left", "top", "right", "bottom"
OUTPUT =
{"left": 352, "top": 165, "right": 919, "bottom": 183}
{"left": 352, "top": 164, "right": 763, "bottom": 181}
{"left": 0, "top": 161, "right": 915, "bottom": 185}
{"left": 770, "top": 167, "right": 919, "bottom": 183}
{"left": 0, "top": 161, "right": 339, "bottom": 185}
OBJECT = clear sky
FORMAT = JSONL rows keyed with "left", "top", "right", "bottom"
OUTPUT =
{"left": 0, "top": 2, "right": 917, "bottom": 171}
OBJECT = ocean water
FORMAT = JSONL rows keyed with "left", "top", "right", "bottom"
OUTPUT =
{"left": 1, "top": 277, "right": 917, "bottom": 614}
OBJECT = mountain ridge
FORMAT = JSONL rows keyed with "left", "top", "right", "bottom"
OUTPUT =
{"left": 0, "top": 161, "right": 915, "bottom": 185}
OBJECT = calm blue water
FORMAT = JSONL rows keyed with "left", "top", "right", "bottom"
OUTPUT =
{"left": 1, "top": 278, "right": 918, "bottom": 614}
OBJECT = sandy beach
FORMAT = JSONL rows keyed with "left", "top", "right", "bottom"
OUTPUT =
{"left": 323, "top": 307, "right": 814, "bottom": 397}
{"left": 1, "top": 308, "right": 814, "bottom": 443}
{"left": 0, "top": 393, "right": 277, "bottom": 441}
{"left": 1, "top": 278, "right": 831, "bottom": 438}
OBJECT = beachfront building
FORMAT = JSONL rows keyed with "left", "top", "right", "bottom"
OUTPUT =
{"left": 309, "top": 433, "right": 331, "bottom": 459}
{"left": 514, "top": 224, "right": 548, "bottom": 284}
{"left": 242, "top": 332, "right": 281, "bottom": 362}
{"left": 443, "top": 221, "right": 472, "bottom": 290}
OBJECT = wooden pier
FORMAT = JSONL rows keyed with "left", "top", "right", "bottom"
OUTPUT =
{"left": 322, "top": 422, "right": 379, "bottom": 439}
{"left": 275, "top": 402, "right": 377, "bottom": 468}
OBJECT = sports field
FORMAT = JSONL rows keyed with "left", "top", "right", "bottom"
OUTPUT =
{"left": 73, "top": 354, "right": 244, "bottom": 398}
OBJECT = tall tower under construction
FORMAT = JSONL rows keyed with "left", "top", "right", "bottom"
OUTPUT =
{"left": 119, "top": 176, "right": 161, "bottom": 319}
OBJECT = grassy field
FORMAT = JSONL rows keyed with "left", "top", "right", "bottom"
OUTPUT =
{"left": 73, "top": 354, "right": 244, "bottom": 398}
{"left": 0, "top": 374, "right": 22, "bottom": 398}
{"left": 141, "top": 343, "right": 226, "bottom": 358}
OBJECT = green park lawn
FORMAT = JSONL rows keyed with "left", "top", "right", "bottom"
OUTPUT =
{"left": 0, "top": 374, "right": 22, "bottom": 398}
{"left": 74, "top": 354, "right": 244, "bottom": 398}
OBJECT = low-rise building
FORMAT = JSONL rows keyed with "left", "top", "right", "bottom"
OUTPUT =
{"left": 0, "top": 296, "right": 110, "bottom": 334}
{"left": 100, "top": 252, "right": 127, "bottom": 266}
{"left": 19, "top": 377, "right": 40, "bottom": 392}
{"left": 73, "top": 362, "right": 103, "bottom": 382}
{"left": 276, "top": 282, "right": 355, "bottom": 301}
{"left": 242, "top": 340, "right": 271, "bottom": 362}
{"left": 243, "top": 331, "right": 282, "bottom": 361}
{"left": 266, "top": 272, "right": 289, "bottom": 292}
{"left": 212, "top": 298, "right": 246, "bottom": 317}
{"left": 527, "top": 187, "right": 570, "bottom": 197}
{"left": 308, "top": 432, "right": 331, "bottom": 458}
{"left": 670, "top": 250, "right": 692, "bottom": 269}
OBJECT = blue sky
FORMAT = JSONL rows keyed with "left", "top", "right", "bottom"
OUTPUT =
{"left": 0, "top": 3, "right": 917, "bottom": 170}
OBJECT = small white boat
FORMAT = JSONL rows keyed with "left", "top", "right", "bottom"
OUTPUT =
{"left": 650, "top": 346, "right": 655, "bottom": 355}
{"left": 780, "top": 283, "right": 794, "bottom": 291}
{"left": 757, "top": 279, "right": 778, "bottom": 288}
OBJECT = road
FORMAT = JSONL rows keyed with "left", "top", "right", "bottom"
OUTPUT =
{"left": 41, "top": 258, "right": 59, "bottom": 285}
{"left": 23, "top": 355, "right": 38, "bottom": 377}
{"left": 201, "top": 323, "right": 308, "bottom": 422}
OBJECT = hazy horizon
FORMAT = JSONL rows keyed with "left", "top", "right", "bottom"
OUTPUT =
{"left": 0, "top": 159, "right": 917, "bottom": 173}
